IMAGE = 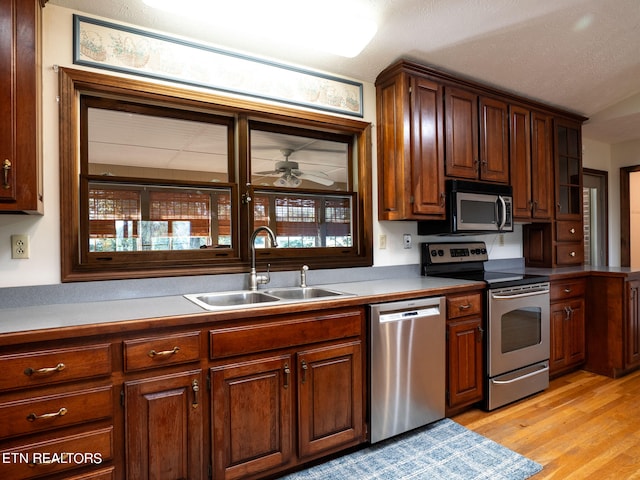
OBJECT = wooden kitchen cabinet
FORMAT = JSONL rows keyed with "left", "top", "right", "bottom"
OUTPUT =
{"left": 210, "top": 307, "right": 366, "bottom": 479}
{"left": 445, "top": 291, "right": 484, "bottom": 415}
{"left": 444, "top": 87, "right": 509, "bottom": 183}
{"left": 0, "top": 342, "right": 115, "bottom": 479}
{"left": 124, "top": 369, "right": 204, "bottom": 480}
{"left": 510, "top": 107, "right": 553, "bottom": 221}
{"left": 586, "top": 274, "right": 640, "bottom": 378}
{"left": 376, "top": 68, "right": 446, "bottom": 220}
{"left": 0, "top": 0, "right": 43, "bottom": 213}
{"left": 549, "top": 277, "right": 586, "bottom": 377}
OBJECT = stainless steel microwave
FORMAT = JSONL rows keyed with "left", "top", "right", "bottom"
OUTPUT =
{"left": 418, "top": 180, "right": 513, "bottom": 235}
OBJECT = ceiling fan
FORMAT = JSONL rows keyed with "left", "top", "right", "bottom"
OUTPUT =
{"left": 255, "top": 149, "right": 334, "bottom": 187}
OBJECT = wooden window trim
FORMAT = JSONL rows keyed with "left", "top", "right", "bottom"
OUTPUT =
{"left": 59, "top": 67, "right": 373, "bottom": 281}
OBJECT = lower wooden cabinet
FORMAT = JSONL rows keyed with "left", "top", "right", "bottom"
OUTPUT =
{"left": 124, "top": 370, "right": 204, "bottom": 480}
{"left": 586, "top": 274, "right": 640, "bottom": 378}
{"left": 549, "top": 277, "right": 586, "bottom": 377}
{"left": 211, "top": 339, "right": 363, "bottom": 480}
{"left": 445, "top": 291, "right": 484, "bottom": 414}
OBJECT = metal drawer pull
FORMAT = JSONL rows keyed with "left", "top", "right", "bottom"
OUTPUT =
{"left": 458, "top": 303, "right": 471, "bottom": 310}
{"left": 569, "top": 228, "right": 576, "bottom": 234}
{"left": 191, "top": 379, "right": 199, "bottom": 408}
{"left": 27, "top": 407, "right": 67, "bottom": 422}
{"left": 301, "top": 360, "right": 308, "bottom": 384}
{"left": 564, "top": 288, "right": 572, "bottom": 293}
{"left": 28, "top": 453, "right": 70, "bottom": 467}
{"left": 148, "top": 346, "right": 180, "bottom": 358}
{"left": 24, "top": 363, "right": 66, "bottom": 376}
{"left": 570, "top": 251, "right": 576, "bottom": 257}
{"left": 2, "top": 159, "right": 11, "bottom": 189}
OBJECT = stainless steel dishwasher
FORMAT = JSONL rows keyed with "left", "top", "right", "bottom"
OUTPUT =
{"left": 369, "top": 296, "right": 445, "bottom": 443}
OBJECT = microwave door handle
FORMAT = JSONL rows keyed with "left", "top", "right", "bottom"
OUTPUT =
{"left": 497, "top": 195, "right": 507, "bottom": 230}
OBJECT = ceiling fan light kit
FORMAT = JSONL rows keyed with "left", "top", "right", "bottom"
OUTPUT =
{"left": 255, "top": 148, "right": 334, "bottom": 188}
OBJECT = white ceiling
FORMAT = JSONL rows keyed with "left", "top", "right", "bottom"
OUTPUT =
{"left": 48, "top": 0, "right": 640, "bottom": 144}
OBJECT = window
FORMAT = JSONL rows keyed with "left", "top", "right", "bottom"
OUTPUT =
{"left": 59, "top": 68, "right": 372, "bottom": 281}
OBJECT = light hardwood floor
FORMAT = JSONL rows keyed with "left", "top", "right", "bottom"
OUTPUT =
{"left": 454, "top": 369, "right": 640, "bottom": 479}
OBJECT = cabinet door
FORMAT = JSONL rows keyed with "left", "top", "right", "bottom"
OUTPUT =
{"left": 0, "top": 0, "right": 42, "bottom": 213}
{"left": 447, "top": 318, "right": 483, "bottom": 409}
{"left": 555, "top": 120, "right": 583, "bottom": 219}
{"left": 550, "top": 299, "right": 585, "bottom": 375}
{"left": 297, "top": 341, "right": 363, "bottom": 459}
{"left": 410, "top": 76, "right": 445, "bottom": 216}
{"left": 445, "top": 87, "right": 478, "bottom": 179}
{"left": 530, "top": 111, "right": 553, "bottom": 219}
{"left": 626, "top": 280, "right": 640, "bottom": 368}
{"left": 124, "top": 369, "right": 204, "bottom": 480}
{"left": 479, "top": 97, "right": 509, "bottom": 183}
{"left": 510, "top": 105, "right": 532, "bottom": 219}
{"left": 211, "top": 355, "right": 293, "bottom": 480}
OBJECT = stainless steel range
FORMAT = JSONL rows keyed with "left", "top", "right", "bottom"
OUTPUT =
{"left": 421, "top": 241, "right": 550, "bottom": 410}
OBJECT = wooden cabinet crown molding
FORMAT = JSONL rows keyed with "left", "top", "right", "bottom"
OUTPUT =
{"left": 376, "top": 59, "right": 588, "bottom": 123}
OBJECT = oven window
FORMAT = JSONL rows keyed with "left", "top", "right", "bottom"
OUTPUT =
{"left": 501, "top": 307, "right": 542, "bottom": 353}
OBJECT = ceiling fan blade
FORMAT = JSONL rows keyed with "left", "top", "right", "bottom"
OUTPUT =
{"left": 254, "top": 170, "right": 279, "bottom": 175}
{"left": 299, "top": 173, "right": 334, "bottom": 186}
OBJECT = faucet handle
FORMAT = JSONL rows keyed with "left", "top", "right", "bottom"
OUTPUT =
{"left": 300, "top": 264, "right": 309, "bottom": 288}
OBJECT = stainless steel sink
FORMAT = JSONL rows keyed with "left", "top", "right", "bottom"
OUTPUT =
{"left": 184, "top": 286, "right": 352, "bottom": 311}
{"left": 184, "top": 290, "right": 280, "bottom": 310}
{"left": 263, "top": 287, "right": 348, "bottom": 300}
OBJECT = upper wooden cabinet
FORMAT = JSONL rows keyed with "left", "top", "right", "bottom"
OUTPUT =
{"left": 0, "top": 0, "right": 43, "bottom": 214}
{"left": 445, "top": 88, "right": 509, "bottom": 184}
{"left": 555, "top": 119, "right": 583, "bottom": 220}
{"left": 510, "top": 107, "right": 553, "bottom": 221}
{"left": 376, "top": 70, "right": 445, "bottom": 220}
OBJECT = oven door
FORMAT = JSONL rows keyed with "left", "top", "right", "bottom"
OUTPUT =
{"left": 487, "top": 283, "right": 550, "bottom": 377}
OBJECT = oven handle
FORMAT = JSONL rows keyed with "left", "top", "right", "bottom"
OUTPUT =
{"left": 491, "top": 289, "right": 549, "bottom": 300}
{"left": 490, "top": 364, "right": 549, "bottom": 385}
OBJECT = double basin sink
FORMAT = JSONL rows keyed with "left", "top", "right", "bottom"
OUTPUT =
{"left": 184, "top": 286, "right": 353, "bottom": 311}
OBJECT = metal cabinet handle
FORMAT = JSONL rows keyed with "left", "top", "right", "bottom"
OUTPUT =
{"left": 564, "top": 306, "right": 573, "bottom": 321}
{"left": 440, "top": 192, "right": 446, "bottom": 207}
{"left": 458, "top": 303, "right": 471, "bottom": 310}
{"left": 27, "top": 407, "right": 67, "bottom": 422}
{"left": 148, "top": 346, "right": 180, "bottom": 358}
{"left": 2, "top": 159, "right": 11, "bottom": 189}
{"left": 569, "top": 251, "right": 576, "bottom": 257}
{"left": 301, "top": 360, "right": 308, "bottom": 384}
{"left": 191, "top": 379, "right": 199, "bottom": 408}
{"left": 477, "top": 326, "right": 484, "bottom": 342}
{"left": 283, "top": 363, "right": 290, "bottom": 389}
{"left": 564, "top": 288, "right": 572, "bottom": 293}
{"left": 24, "top": 363, "right": 65, "bottom": 376}
{"left": 570, "top": 228, "right": 576, "bottom": 234}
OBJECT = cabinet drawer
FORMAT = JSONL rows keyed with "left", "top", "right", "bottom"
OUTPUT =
{"left": 556, "top": 221, "right": 582, "bottom": 241}
{"left": 0, "top": 344, "right": 112, "bottom": 392}
{"left": 550, "top": 278, "right": 586, "bottom": 301}
{"left": 123, "top": 331, "right": 200, "bottom": 372}
{"left": 556, "top": 243, "right": 584, "bottom": 265}
{"left": 0, "top": 386, "right": 113, "bottom": 439}
{"left": 210, "top": 309, "right": 362, "bottom": 359}
{"left": 447, "top": 293, "right": 482, "bottom": 319}
{"left": 0, "top": 426, "right": 113, "bottom": 479}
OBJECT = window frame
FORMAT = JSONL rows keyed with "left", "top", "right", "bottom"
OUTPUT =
{"left": 59, "top": 67, "right": 373, "bottom": 281}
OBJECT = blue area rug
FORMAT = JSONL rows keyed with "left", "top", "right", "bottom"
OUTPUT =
{"left": 279, "top": 418, "right": 542, "bottom": 479}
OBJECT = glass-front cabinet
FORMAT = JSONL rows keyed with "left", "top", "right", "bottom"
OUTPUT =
{"left": 555, "top": 120, "right": 582, "bottom": 219}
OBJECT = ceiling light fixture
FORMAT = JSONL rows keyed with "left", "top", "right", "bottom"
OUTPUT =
{"left": 143, "top": 0, "right": 377, "bottom": 58}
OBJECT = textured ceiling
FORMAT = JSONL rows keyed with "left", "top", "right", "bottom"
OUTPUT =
{"left": 48, "top": 0, "right": 640, "bottom": 144}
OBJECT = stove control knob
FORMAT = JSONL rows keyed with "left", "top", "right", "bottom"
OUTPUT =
{"left": 438, "top": 249, "right": 444, "bottom": 256}
{"left": 430, "top": 249, "right": 437, "bottom": 257}
{"left": 481, "top": 248, "right": 487, "bottom": 254}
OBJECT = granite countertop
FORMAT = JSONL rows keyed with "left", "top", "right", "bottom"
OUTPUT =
{"left": 0, "top": 276, "right": 483, "bottom": 336}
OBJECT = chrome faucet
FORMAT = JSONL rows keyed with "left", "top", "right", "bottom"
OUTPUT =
{"left": 249, "top": 226, "right": 278, "bottom": 291}
{"left": 300, "top": 264, "right": 309, "bottom": 288}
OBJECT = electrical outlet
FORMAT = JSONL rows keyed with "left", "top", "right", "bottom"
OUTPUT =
{"left": 379, "top": 234, "right": 387, "bottom": 249}
{"left": 403, "top": 234, "right": 412, "bottom": 249}
{"left": 11, "top": 234, "right": 29, "bottom": 259}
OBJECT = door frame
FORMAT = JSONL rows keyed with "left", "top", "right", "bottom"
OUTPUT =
{"left": 583, "top": 168, "right": 609, "bottom": 266}
{"left": 620, "top": 165, "right": 640, "bottom": 267}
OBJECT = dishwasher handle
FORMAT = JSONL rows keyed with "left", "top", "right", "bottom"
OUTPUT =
{"left": 378, "top": 306, "right": 441, "bottom": 323}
